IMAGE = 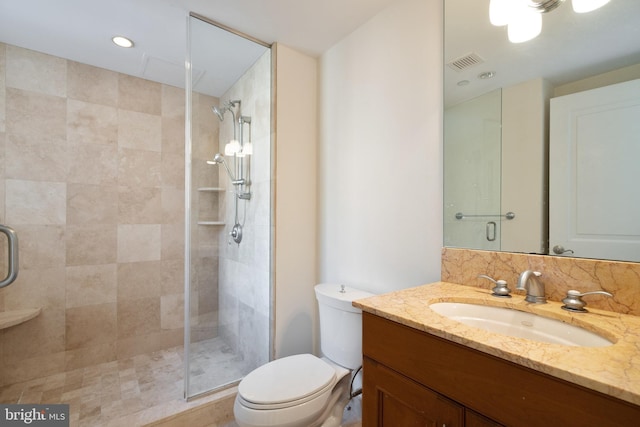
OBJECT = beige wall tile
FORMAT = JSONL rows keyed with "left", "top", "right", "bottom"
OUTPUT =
{"left": 117, "top": 297, "right": 160, "bottom": 338}
{"left": 193, "top": 125, "right": 217, "bottom": 160}
{"left": 118, "top": 109, "right": 161, "bottom": 152}
{"left": 67, "top": 143, "right": 118, "bottom": 186}
{"left": 0, "top": 352, "right": 65, "bottom": 386}
{"left": 0, "top": 133, "right": 4, "bottom": 219}
{"left": 5, "top": 136, "right": 68, "bottom": 181}
{"left": 5, "top": 88, "right": 66, "bottom": 145}
{"left": 66, "top": 224, "right": 117, "bottom": 265}
{"left": 67, "top": 99, "right": 118, "bottom": 145}
{"left": 162, "top": 187, "right": 184, "bottom": 225}
{"left": 161, "top": 258, "right": 184, "bottom": 296}
{"left": 161, "top": 152, "right": 184, "bottom": 188}
{"left": 118, "top": 186, "right": 162, "bottom": 224}
{"left": 3, "top": 308, "right": 65, "bottom": 360}
{"left": 116, "top": 329, "right": 182, "bottom": 360}
{"left": 1, "top": 44, "right": 193, "bottom": 382}
{"left": 161, "top": 293, "right": 184, "bottom": 330}
{"left": 161, "top": 85, "right": 185, "bottom": 120}
{"left": 6, "top": 179, "right": 66, "bottom": 224}
{"left": 65, "top": 303, "right": 117, "bottom": 350}
{"left": 117, "top": 224, "right": 161, "bottom": 263}
{"left": 66, "top": 264, "right": 118, "bottom": 308}
{"left": 161, "top": 117, "right": 185, "bottom": 155}
{"left": 161, "top": 223, "right": 184, "bottom": 261}
{"left": 64, "top": 343, "right": 117, "bottom": 371}
{"left": 118, "top": 148, "right": 161, "bottom": 187}
{"left": 0, "top": 50, "right": 5, "bottom": 133}
{"left": 4, "top": 267, "right": 65, "bottom": 310}
{"left": 67, "top": 61, "right": 118, "bottom": 107}
{"left": 117, "top": 261, "right": 164, "bottom": 301}
{"left": 6, "top": 45, "right": 66, "bottom": 97}
{"left": 67, "top": 183, "right": 118, "bottom": 225}
{"left": 13, "top": 225, "right": 65, "bottom": 269}
{"left": 118, "top": 74, "right": 161, "bottom": 115}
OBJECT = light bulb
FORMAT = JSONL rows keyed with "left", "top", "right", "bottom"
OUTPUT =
{"left": 508, "top": 3, "right": 542, "bottom": 43}
{"left": 112, "top": 36, "right": 134, "bottom": 48}
{"left": 572, "top": 0, "right": 610, "bottom": 13}
{"left": 241, "top": 142, "right": 253, "bottom": 156}
{"left": 489, "top": 0, "right": 512, "bottom": 26}
{"left": 224, "top": 140, "right": 241, "bottom": 156}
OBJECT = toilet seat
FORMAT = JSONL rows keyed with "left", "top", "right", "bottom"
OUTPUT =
{"left": 237, "top": 354, "right": 337, "bottom": 410}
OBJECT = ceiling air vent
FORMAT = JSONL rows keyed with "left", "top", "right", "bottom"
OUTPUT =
{"left": 446, "top": 53, "right": 484, "bottom": 72}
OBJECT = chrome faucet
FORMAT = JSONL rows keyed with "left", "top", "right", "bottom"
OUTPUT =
{"left": 516, "top": 270, "right": 546, "bottom": 304}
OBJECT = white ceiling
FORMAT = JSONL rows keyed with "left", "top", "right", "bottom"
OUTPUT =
{"left": 445, "top": 0, "right": 640, "bottom": 107}
{"left": 0, "top": 0, "right": 399, "bottom": 96}
{"left": 2, "top": 1, "right": 639, "bottom": 102}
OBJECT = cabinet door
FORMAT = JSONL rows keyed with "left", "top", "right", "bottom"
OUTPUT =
{"left": 466, "top": 409, "right": 503, "bottom": 427}
{"left": 363, "top": 357, "right": 464, "bottom": 427}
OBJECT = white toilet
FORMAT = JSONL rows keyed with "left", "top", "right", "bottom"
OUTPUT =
{"left": 233, "top": 283, "right": 374, "bottom": 427}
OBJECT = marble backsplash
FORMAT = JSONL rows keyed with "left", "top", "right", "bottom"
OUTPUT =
{"left": 441, "top": 248, "right": 640, "bottom": 316}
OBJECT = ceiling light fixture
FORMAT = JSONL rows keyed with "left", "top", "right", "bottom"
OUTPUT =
{"left": 112, "top": 36, "right": 134, "bottom": 48}
{"left": 490, "top": 0, "right": 610, "bottom": 43}
{"left": 478, "top": 71, "right": 496, "bottom": 80}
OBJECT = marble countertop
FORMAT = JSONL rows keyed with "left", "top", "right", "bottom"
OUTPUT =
{"left": 353, "top": 282, "right": 640, "bottom": 406}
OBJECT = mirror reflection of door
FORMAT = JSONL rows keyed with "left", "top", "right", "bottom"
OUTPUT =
{"left": 549, "top": 78, "right": 640, "bottom": 262}
{"left": 444, "top": 89, "right": 502, "bottom": 250}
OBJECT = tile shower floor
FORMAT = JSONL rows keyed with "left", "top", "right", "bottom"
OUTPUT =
{"left": 0, "top": 337, "right": 241, "bottom": 426}
{"left": 0, "top": 339, "right": 363, "bottom": 427}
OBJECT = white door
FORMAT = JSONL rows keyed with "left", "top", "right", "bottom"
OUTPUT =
{"left": 549, "top": 79, "right": 640, "bottom": 262}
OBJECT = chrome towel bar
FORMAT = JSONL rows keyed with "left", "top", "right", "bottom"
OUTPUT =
{"left": 455, "top": 212, "right": 515, "bottom": 220}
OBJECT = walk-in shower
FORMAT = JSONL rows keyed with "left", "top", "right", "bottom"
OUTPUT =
{"left": 185, "top": 13, "right": 272, "bottom": 399}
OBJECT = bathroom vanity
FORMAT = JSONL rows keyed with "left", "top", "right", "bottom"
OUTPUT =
{"left": 355, "top": 282, "right": 640, "bottom": 427}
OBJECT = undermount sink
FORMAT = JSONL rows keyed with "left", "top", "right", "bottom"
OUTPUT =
{"left": 430, "top": 302, "right": 613, "bottom": 347}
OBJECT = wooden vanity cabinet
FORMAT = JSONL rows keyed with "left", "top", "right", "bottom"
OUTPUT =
{"left": 362, "top": 312, "right": 640, "bottom": 427}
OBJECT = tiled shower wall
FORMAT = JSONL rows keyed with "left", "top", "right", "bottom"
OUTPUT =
{"left": 218, "top": 51, "right": 271, "bottom": 373}
{"left": 0, "top": 43, "right": 186, "bottom": 387}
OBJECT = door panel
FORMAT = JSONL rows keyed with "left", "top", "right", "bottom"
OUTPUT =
{"left": 549, "top": 78, "right": 640, "bottom": 261}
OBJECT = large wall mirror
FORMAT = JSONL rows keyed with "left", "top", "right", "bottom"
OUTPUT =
{"left": 444, "top": 0, "right": 640, "bottom": 262}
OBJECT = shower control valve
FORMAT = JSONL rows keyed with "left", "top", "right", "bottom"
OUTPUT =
{"left": 230, "top": 223, "right": 243, "bottom": 244}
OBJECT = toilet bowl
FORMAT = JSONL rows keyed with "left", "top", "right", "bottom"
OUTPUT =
{"left": 233, "top": 284, "right": 374, "bottom": 427}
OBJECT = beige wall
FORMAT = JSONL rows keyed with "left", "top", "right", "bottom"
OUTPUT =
{"left": 501, "top": 78, "right": 552, "bottom": 254}
{"left": 0, "top": 43, "right": 185, "bottom": 386}
{"left": 273, "top": 44, "right": 319, "bottom": 358}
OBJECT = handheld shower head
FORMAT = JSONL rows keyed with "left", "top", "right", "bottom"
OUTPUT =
{"left": 207, "top": 153, "right": 237, "bottom": 182}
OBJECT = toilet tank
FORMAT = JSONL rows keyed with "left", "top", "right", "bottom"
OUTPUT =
{"left": 315, "top": 284, "right": 375, "bottom": 369}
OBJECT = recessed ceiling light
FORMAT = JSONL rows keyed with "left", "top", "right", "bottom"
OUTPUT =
{"left": 478, "top": 71, "right": 496, "bottom": 80}
{"left": 457, "top": 80, "right": 470, "bottom": 86}
{"left": 112, "top": 36, "right": 134, "bottom": 48}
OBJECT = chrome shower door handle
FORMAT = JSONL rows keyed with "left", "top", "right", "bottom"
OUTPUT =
{"left": 0, "top": 224, "right": 19, "bottom": 288}
{"left": 486, "top": 221, "right": 497, "bottom": 242}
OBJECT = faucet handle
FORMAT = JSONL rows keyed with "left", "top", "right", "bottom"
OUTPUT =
{"left": 477, "top": 274, "right": 512, "bottom": 298}
{"left": 561, "top": 289, "right": 613, "bottom": 313}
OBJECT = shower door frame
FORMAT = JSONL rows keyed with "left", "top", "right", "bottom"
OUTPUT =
{"left": 184, "top": 12, "right": 274, "bottom": 400}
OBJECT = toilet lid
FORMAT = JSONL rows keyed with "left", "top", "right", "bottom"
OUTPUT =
{"left": 238, "top": 354, "right": 336, "bottom": 406}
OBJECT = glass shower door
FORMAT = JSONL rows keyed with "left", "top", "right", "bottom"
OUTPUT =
{"left": 185, "top": 13, "right": 272, "bottom": 398}
{"left": 444, "top": 89, "right": 503, "bottom": 251}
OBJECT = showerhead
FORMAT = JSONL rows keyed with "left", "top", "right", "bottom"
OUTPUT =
{"left": 211, "top": 106, "right": 225, "bottom": 121}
